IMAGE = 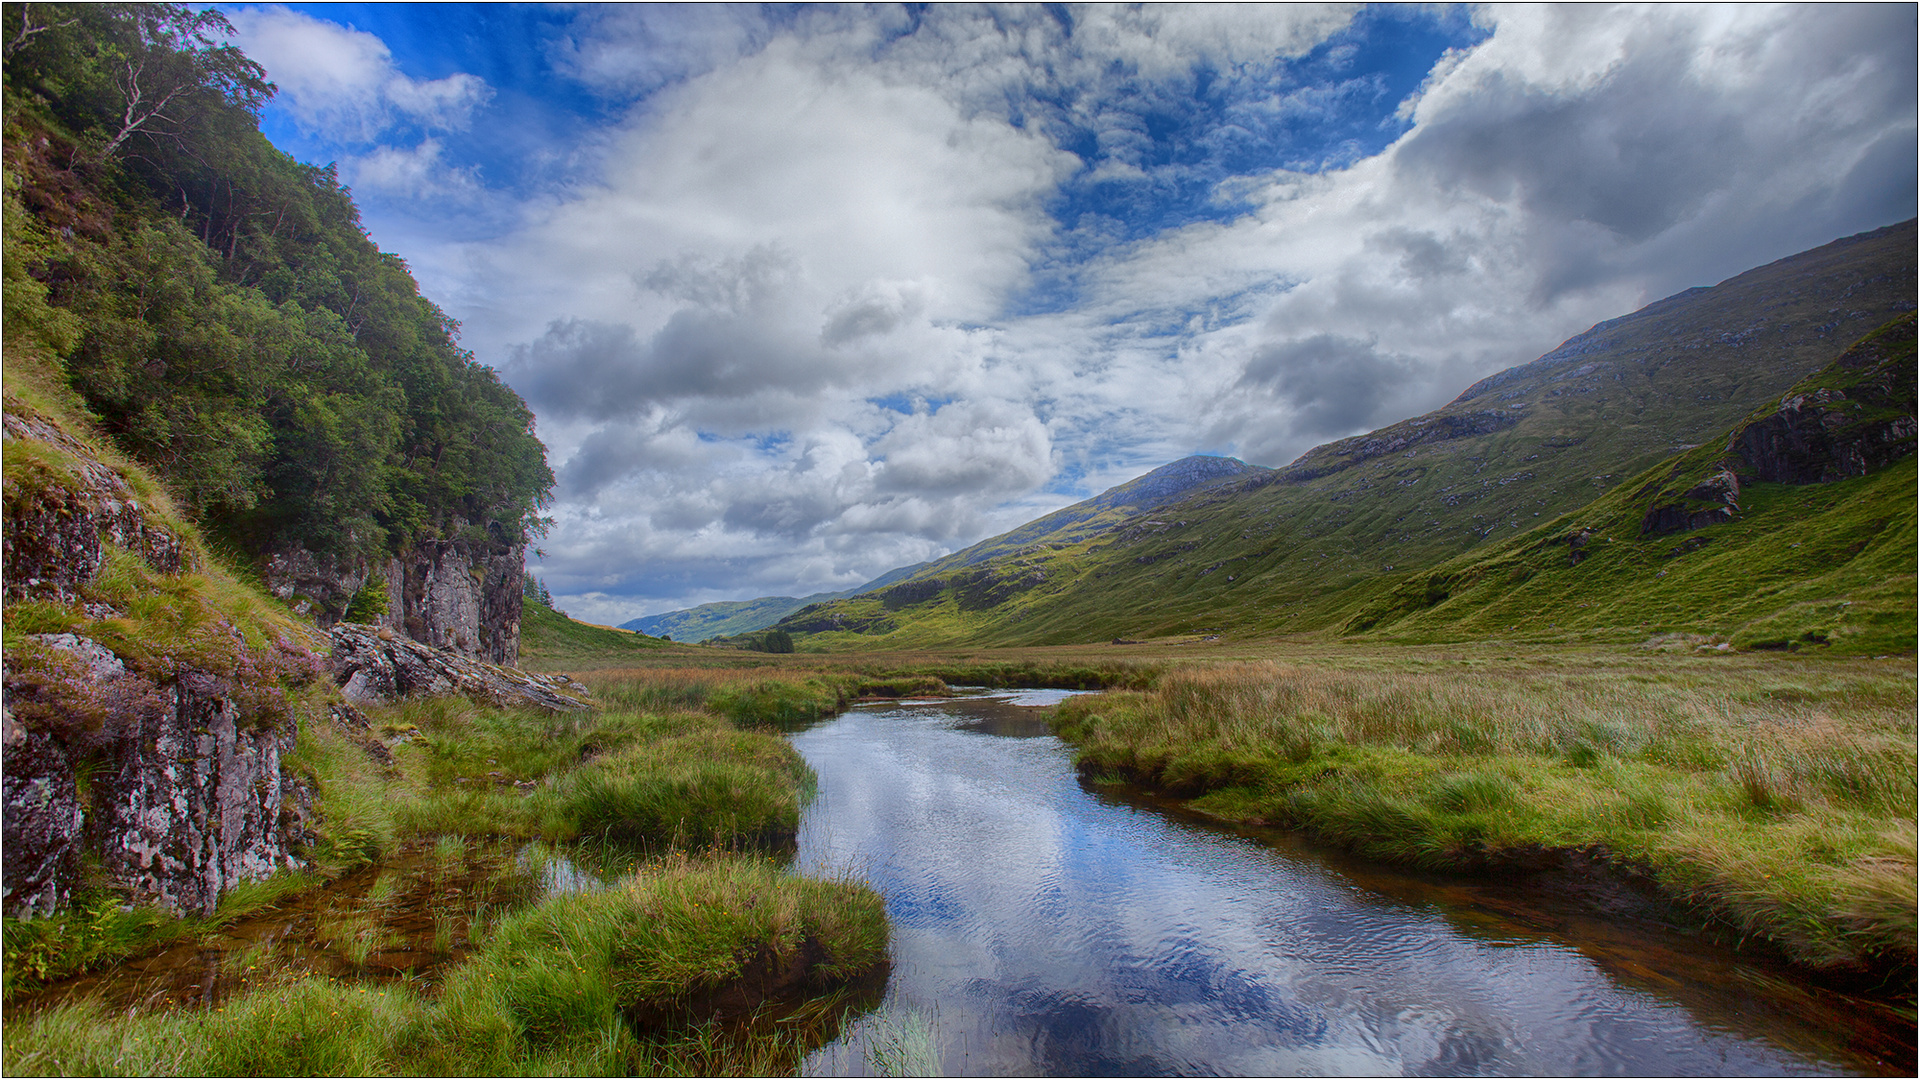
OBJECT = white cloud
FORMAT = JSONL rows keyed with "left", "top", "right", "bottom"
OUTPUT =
{"left": 228, "top": 6, "right": 493, "bottom": 141}
{"left": 328, "top": 3, "right": 1913, "bottom": 619}
{"left": 344, "top": 138, "right": 482, "bottom": 200}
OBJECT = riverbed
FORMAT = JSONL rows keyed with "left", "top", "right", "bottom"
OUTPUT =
{"left": 790, "top": 690, "right": 1914, "bottom": 1076}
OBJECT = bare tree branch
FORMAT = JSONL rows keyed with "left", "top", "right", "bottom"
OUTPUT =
{"left": 3, "top": 2, "right": 79, "bottom": 63}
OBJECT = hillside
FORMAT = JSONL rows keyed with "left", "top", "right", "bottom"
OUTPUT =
{"left": 1346, "top": 313, "right": 1916, "bottom": 652}
{"left": 634, "top": 456, "right": 1263, "bottom": 642}
{"left": 3, "top": 5, "right": 551, "bottom": 661}
{"left": 773, "top": 221, "right": 1917, "bottom": 649}
{"left": 619, "top": 562, "right": 924, "bottom": 641}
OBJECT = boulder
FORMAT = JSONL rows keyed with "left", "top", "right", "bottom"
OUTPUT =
{"left": 328, "top": 623, "right": 589, "bottom": 713}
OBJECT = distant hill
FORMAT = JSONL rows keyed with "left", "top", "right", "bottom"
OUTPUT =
{"left": 770, "top": 220, "right": 1916, "bottom": 650}
{"left": 619, "top": 562, "right": 926, "bottom": 641}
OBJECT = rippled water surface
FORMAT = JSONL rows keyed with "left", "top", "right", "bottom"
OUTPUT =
{"left": 792, "top": 691, "right": 1912, "bottom": 1077}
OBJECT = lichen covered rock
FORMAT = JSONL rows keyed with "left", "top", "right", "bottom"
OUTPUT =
{"left": 2, "top": 409, "right": 189, "bottom": 604}
{"left": 262, "top": 531, "right": 525, "bottom": 666}
{"left": 328, "top": 622, "right": 588, "bottom": 713}
{"left": 2, "top": 633, "right": 314, "bottom": 918}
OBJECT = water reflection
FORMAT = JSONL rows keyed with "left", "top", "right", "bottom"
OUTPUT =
{"left": 792, "top": 693, "right": 1905, "bottom": 1077}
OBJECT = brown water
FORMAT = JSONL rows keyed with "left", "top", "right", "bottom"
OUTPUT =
{"left": 792, "top": 690, "right": 1916, "bottom": 1077}
{"left": 20, "top": 840, "right": 605, "bottom": 1014}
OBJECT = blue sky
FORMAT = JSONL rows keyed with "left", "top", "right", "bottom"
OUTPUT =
{"left": 219, "top": 3, "right": 1917, "bottom": 624}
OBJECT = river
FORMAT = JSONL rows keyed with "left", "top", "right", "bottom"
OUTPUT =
{"left": 789, "top": 689, "right": 1912, "bottom": 1077}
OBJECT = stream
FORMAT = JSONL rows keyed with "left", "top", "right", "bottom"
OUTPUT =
{"left": 790, "top": 689, "right": 1914, "bottom": 1077}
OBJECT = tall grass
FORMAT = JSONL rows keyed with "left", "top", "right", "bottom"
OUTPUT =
{"left": 1053, "top": 660, "right": 1917, "bottom": 977}
{"left": 2, "top": 857, "right": 889, "bottom": 1077}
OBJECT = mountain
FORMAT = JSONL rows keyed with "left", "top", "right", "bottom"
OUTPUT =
{"left": 772, "top": 220, "right": 1916, "bottom": 650}
{"left": 774, "top": 455, "right": 1266, "bottom": 636}
{"left": 1347, "top": 313, "right": 1915, "bottom": 652}
{"left": 619, "top": 562, "right": 926, "bottom": 641}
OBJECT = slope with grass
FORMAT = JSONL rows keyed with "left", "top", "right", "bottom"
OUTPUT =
{"left": 619, "top": 562, "right": 926, "bottom": 642}
{"left": 773, "top": 220, "right": 1917, "bottom": 649}
{"left": 1347, "top": 314, "right": 1917, "bottom": 653}
{"left": 519, "top": 597, "right": 674, "bottom": 670}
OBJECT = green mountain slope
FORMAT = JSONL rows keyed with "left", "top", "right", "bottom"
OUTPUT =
{"left": 1348, "top": 313, "right": 1916, "bottom": 652}
{"left": 618, "top": 562, "right": 926, "bottom": 641}
{"left": 637, "top": 454, "right": 1261, "bottom": 642}
{"left": 775, "top": 221, "right": 1916, "bottom": 650}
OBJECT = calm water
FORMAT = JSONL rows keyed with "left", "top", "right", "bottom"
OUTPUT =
{"left": 791, "top": 691, "right": 1913, "bottom": 1077}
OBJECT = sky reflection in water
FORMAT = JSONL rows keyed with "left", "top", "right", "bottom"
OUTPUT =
{"left": 791, "top": 693, "right": 1860, "bottom": 1077}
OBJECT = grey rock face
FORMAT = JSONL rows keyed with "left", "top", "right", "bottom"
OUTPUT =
{"left": 1, "top": 412, "right": 188, "bottom": 604}
{"left": 387, "top": 539, "right": 524, "bottom": 666}
{"left": 329, "top": 623, "right": 588, "bottom": 713}
{"left": 261, "top": 546, "right": 372, "bottom": 625}
{"left": 2, "top": 699, "right": 84, "bottom": 918}
{"left": 2, "top": 634, "right": 312, "bottom": 918}
{"left": 262, "top": 533, "right": 525, "bottom": 666}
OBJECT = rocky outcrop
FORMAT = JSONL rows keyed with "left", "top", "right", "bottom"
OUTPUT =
{"left": 3, "top": 398, "right": 322, "bottom": 919}
{"left": 387, "top": 536, "right": 524, "bottom": 665}
{"left": 879, "top": 577, "right": 947, "bottom": 611}
{"left": 1639, "top": 315, "right": 1915, "bottom": 538}
{"left": 3, "top": 633, "right": 315, "bottom": 918}
{"left": 328, "top": 623, "right": 588, "bottom": 713}
{"left": 262, "top": 531, "right": 526, "bottom": 667}
{"left": 1727, "top": 313, "right": 1916, "bottom": 485}
{"left": 2, "top": 409, "right": 190, "bottom": 603}
{"left": 1732, "top": 391, "right": 1916, "bottom": 485}
{"left": 259, "top": 526, "right": 526, "bottom": 664}
{"left": 780, "top": 604, "right": 898, "bottom": 635}
{"left": 1639, "top": 468, "right": 1741, "bottom": 537}
{"left": 955, "top": 563, "right": 1049, "bottom": 611}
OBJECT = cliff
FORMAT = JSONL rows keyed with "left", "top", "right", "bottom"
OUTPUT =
{"left": 262, "top": 534, "right": 526, "bottom": 666}
{"left": 2, "top": 390, "right": 322, "bottom": 918}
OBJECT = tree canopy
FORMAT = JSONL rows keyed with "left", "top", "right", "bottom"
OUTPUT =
{"left": 3, "top": 3, "right": 553, "bottom": 567}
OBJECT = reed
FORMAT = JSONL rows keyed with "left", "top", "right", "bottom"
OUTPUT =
{"left": 1053, "top": 659, "right": 1917, "bottom": 976}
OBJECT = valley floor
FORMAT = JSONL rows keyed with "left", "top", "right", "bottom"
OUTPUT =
{"left": 6, "top": 635, "right": 1912, "bottom": 1076}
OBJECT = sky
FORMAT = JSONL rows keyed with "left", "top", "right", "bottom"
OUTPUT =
{"left": 217, "top": 3, "right": 1918, "bottom": 625}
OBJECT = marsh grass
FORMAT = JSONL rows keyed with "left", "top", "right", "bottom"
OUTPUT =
{"left": 862, "top": 1006, "right": 943, "bottom": 1077}
{"left": 1, "top": 857, "right": 889, "bottom": 1078}
{"left": 1053, "top": 660, "right": 1917, "bottom": 976}
{"left": 1, "top": 872, "right": 315, "bottom": 997}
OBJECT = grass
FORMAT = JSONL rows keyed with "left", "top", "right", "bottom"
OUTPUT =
{"left": 517, "top": 598, "right": 671, "bottom": 670}
{"left": 1, "top": 856, "right": 889, "bottom": 1077}
{"left": 1, "top": 873, "right": 316, "bottom": 997}
{"left": 1050, "top": 657, "right": 1917, "bottom": 979}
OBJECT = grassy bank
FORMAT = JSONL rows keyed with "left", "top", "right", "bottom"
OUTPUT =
{"left": 5, "top": 664, "right": 892, "bottom": 1075}
{"left": 1052, "top": 657, "right": 1916, "bottom": 981}
{"left": 5, "top": 856, "right": 886, "bottom": 1076}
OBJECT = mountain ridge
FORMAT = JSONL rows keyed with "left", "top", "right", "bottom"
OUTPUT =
{"left": 769, "top": 219, "right": 1917, "bottom": 650}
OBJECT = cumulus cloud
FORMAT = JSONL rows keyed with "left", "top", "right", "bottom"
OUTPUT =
{"left": 227, "top": 6, "right": 494, "bottom": 205}
{"left": 228, "top": 6, "right": 493, "bottom": 140}
{"left": 340, "top": 2, "right": 1913, "bottom": 622}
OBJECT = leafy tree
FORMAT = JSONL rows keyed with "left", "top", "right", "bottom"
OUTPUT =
{"left": 3, "top": 2, "right": 554, "bottom": 572}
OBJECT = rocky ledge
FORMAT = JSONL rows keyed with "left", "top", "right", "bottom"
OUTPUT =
{"left": 329, "top": 623, "right": 590, "bottom": 713}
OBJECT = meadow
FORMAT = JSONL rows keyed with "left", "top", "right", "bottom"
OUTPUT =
{"left": 6, "top": 636, "right": 1913, "bottom": 1076}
